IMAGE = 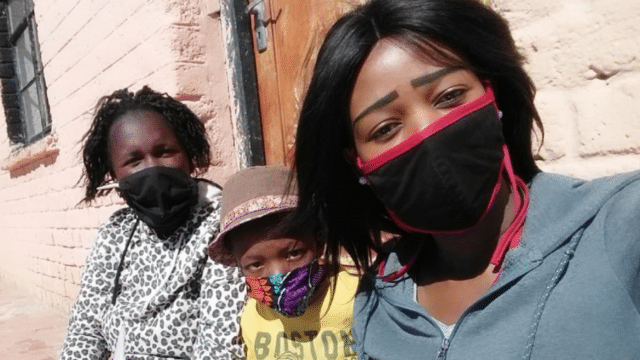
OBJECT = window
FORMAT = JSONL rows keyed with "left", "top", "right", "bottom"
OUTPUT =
{"left": 0, "top": 0, "right": 50, "bottom": 145}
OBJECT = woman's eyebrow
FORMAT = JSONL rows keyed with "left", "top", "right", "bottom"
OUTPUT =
{"left": 353, "top": 91, "right": 399, "bottom": 126}
{"left": 119, "top": 149, "right": 143, "bottom": 160}
{"left": 410, "top": 66, "right": 464, "bottom": 88}
{"left": 352, "top": 66, "right": 465, "bottom": 125}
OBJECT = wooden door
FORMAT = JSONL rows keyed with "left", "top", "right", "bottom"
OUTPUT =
{"left": 248, "top": 0, "right": 494, "bottom": 165}
{"left": 248, "top": 0, "right": 364, "bottom": 165}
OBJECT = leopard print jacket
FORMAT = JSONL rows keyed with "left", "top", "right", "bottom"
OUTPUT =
{"left": 60, "top": 182, "right": 246, "bottom": 359}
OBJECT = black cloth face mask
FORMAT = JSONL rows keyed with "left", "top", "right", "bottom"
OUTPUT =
{"left": 357, "top": 86, "right": 505, "bottom": 233}
{"left": 118, "top": 166, "right": 198, "bottom": 236}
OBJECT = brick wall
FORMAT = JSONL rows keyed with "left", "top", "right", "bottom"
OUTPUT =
{"left": 0, "top": 0, "right": 239, "bottom": 313}
{"left": 495, "top": 0, "right": 640, "bottom": 178}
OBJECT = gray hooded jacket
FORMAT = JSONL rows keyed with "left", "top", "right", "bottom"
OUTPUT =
{"left": 354, "top": 171, "right": 640, "bottom": 359}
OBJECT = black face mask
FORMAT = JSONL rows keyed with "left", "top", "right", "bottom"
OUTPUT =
{"left": 118, "top": 166, "right": 198, "bottom": 235}
{"left": 357, "top": 87, "right": 505, "bottom": 233}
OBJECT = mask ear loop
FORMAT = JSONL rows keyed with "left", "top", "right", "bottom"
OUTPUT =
{"left": 489, "top": 144, "right": 530, "bottom": 269}
{"left": 97, "top": 182, "right": 119, "bottom": 191}
{"left": 97, "top": 181, "right": 120, "bottom": 198}
{"left": 377, "top": 241, "right": 424, "bottom": 282}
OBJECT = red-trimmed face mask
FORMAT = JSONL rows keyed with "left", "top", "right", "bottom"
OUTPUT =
{"left": 357, "top": 86, "right": 505, "bottom": 234}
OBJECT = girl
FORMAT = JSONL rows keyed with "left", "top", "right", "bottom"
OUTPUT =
{"left": 60, "top": 86, "right": 245, "bottom": 360}
{"left": 291, "top": 0, "right": 640, "bottom": 359}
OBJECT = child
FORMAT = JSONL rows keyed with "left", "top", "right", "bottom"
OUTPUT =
{"left": 209, "top": 165, "right": 359, "bottom": 360}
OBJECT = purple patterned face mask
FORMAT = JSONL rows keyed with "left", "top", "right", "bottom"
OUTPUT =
{"left": 245, "top": 261, "right": 325, "bottom": 317}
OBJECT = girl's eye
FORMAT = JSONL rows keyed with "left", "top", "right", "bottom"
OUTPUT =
{"left": 434, "top": 88, "right": 468, "bottom": 108}
{"left": 369, "top": 121, "right": 401, "bottom": 142}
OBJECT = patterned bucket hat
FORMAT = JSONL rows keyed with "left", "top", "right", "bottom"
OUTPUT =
{"left": 208, "top": 165, "right": 298, "bottom": 266}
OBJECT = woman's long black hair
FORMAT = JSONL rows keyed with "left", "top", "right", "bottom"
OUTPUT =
{"left": 80, "top": 86, "right": 211, "bottom": 202}
{"left": 291, "top": 0, "right": 544, "bottom": 274}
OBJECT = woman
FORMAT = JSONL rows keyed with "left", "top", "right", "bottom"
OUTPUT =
{"left": 60, "top": 87, "right": 245, "bottom": 360}
{"left": 291, "top": 0, "right": 640, "bottom": 359}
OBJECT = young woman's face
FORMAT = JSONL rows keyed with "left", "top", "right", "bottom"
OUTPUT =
{"left": 349, "top": 39, "right": 486, "bottom": 162}
{"left": 108, "top": 110, "right": 192, "bottom": 180}
{"left": 232, "top": 228, "right": 319, "bottom": 278}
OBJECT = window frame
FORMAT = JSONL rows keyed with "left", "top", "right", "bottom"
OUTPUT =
{"left": 1, "top": 0, "right": 51, "bottom": 145}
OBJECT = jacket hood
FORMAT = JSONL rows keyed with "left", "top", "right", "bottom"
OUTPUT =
{"left": 358, "top": 170, "right": 640, "bottom": 360}
{"left": 197, "top": 179, "right": 222, "bottom": 206}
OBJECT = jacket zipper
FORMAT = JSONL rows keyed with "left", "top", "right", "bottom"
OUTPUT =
{"left": 436, "top": 338, "right": 450, "bottom": 359}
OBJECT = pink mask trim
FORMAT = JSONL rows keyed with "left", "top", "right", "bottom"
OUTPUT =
{"left": 357, "top": 86, "right": 497, "bottom": 175}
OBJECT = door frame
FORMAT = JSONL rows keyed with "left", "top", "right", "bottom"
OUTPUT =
{"left": 220, "top": 0, "right": 266, "bottom": 167}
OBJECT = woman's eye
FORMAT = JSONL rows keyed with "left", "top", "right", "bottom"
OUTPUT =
{"left": 434, "top": 88, "right": 467, "bottom": 108}
{"left": 124, "top": 158, "right": 141, "bottom": 167}
{"left": 159, "top": 147, "right": 178, "bottom": 157}
{"left": 369, "top": 121, "right": 401, "bottom": 142}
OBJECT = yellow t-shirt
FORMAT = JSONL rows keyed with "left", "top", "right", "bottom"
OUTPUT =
{"left": 241, "top": 269, "right": 359, "bottom": 360}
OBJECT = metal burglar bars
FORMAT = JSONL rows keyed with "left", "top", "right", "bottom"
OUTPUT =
{"left": 0, "top": 0, "right": 50, "bottom": 145}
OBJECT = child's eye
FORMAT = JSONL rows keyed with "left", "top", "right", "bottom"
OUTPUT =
{"left": 369, "top": 121, "right": 401, "bottom": 142}
{"left": 434, "top": 88, "right": 467, "bottom": 108}
{"left": 287, "top": 249, "right": 305, "bottom": 261}
{"left": 245, "top": 262, "right": 263, "bottom": 271}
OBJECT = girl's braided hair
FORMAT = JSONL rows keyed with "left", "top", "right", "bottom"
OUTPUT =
{"left": 80, "top": 86, "right": 211, "bottom": 203}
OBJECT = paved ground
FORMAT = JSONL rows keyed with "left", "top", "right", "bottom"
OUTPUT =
{"left": 0, "top": 279, "right": 68, "bottom": 360}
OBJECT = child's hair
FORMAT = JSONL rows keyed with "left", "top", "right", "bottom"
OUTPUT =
{"left": 80, "top": 86, "right": 211, "bottom": 203}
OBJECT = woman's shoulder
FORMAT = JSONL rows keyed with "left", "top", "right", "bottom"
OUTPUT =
{"left": 81, "top": 208, "right": 137, "bottom": 268}
{"left": 597, "top": 170, "right": 640, "bottom": 217}
{"left": 530, "top": 170, "right": 640, "bottom": 198}
{"left": 595, "top": 172, "right": 640, "bottom": 285}
{"left": 528, "top": 170, "right": 640, "bottom": 280}
{"left": 189, "top": 180, "right": 222, "bottom": 224}
{"left": 526, "top": 170, "right": 640, "bottom": 241}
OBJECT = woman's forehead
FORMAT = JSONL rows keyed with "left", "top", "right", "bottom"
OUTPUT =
{"left": 108, "top": 110, "right": 171, "bottom": 144}
{"left": 380, "top": 36, "right": 466, "bottom": 67}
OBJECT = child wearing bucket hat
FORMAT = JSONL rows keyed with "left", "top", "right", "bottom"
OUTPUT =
{"left": 209, "top": 165, "right": 359, "bottom": 360}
